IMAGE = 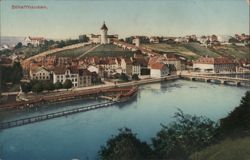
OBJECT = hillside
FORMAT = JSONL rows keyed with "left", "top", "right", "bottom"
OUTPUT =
{"left": 142, "top": 43, "right": 250, "bottom": 60}
{"left": 189, "top": 136, "right": 250, "bottom": 160}
{"left": 55, "top": 44, "right": 96, "bottom": 57}
{"left": 210, "top": 45, "right": 250, "bottom": 60}
{"left": 84, "top": 44, "right": 134, "bottom": 57}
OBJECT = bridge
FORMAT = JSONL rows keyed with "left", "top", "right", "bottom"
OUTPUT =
{"left": 0, "top": 101, "right": 115, "bottom": 130}
{"left": 180, "top": 74, "right": 250, "bottom": 86}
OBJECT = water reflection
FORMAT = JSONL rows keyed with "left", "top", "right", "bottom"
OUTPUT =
{"left": 0, "top": 80, "right": 248, "bottom": 160}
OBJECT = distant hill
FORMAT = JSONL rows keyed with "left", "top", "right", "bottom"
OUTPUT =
{"left": 0, "top": 36, "right": 25, "bottom": 47}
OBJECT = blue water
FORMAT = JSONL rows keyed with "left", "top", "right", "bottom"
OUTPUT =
{"left": 0, "top": 80, "right": 248, "bottom": 160}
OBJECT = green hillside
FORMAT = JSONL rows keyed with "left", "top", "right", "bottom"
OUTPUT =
{"left": 143, "top": 43, "right": 250, "bottom": 60}
{"left": 182, "top": 43, "right": 220, "bottom": 57}
{"left": 190, "top": 136, "right": 250, "bottom": 160}
{"left": 55, "top": 44, "right": 96, "bottom": 57}
{"left": 210, "top": 45, "right": 250, "bottom": 60}
{"left": 84, "top": 44, "right": 134, "bottom": 57}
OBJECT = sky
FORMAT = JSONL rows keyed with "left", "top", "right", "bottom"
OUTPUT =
{"left": 0, "top": 0, "right": 249, "bottom": 39}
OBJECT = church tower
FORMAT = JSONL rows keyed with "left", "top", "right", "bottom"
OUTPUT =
{"left": 100, "top": 21, "right": 108, "bottom": 44}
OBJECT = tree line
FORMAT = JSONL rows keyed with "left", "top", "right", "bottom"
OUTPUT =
{"left": 21, "top": 79, "right": 73, "bottom": 94}
{"left": 99, "top": 90, "right": 250, "bottom": 160}
{"left": 0, "top": 62, "right": 23, "bottom": 86}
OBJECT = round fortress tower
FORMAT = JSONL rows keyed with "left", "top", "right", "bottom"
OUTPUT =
{"left": 100, "top": 22, "right": 108, "bottom": 44}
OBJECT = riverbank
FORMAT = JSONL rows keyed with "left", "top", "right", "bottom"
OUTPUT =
{"left": 0, "top": 75, "right": 179, "bottom": 110}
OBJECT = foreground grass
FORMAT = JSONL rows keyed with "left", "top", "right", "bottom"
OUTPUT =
{"left": 190, "top": 136, "right": 250, "bottom": 160}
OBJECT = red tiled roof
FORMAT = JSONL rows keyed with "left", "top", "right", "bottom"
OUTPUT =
{"left": 150, "top": 62, "right": 166, "bottom": 70}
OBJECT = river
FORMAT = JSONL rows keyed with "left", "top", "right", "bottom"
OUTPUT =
{"left": 0, "top": 80, "right": 249, "bottom": 160}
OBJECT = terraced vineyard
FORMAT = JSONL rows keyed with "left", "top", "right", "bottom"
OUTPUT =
{"left": 210, "top": 45, "right": 250, "bottom": 60}
{"left": 84, "top": 44, "right": 134, "bottom": 57}
{"left": 143, "top": 43, "right": 250, "bottom": 60}
{"left": 55, "top": 44, "right": 96, "bottom": 57}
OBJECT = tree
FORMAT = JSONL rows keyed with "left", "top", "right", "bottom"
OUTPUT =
{"left": 99, "top": 128, "right": 153, "bottom": 160}
{"left": 63, "top": 79, "right": 73, "bottom": 90}
{"left": 220, "top": 91, "right": 250, "bottom": 134}
{"left": 42, "top": 81, "right": 55, "bottom": 92}
{"left": 152, "top": 109, "right": 219, "bottom": 160}
{"left": 15, "top": 42, "right": 22, "bottom": 49}
{"left": 21, "top": 82, "right": 32, "bottom": 93}
{"left": 10, "top": 62, "right": 23, "bottom": 84}
{"left": 229, "top": 37, "right": 240, "bottom": 44}
{"left": 54, "top": 81, "right": 63, "bottom": 90}
{"left": 119, "top": 73, "right": 129, "bottom": 82}
{"left": 132, "top": 74, "right": 140, "bottom": 80}
{"left": 32, "top": 81, "right": 43, "bottom": 93}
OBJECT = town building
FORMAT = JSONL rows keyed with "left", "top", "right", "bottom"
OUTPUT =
{"left": 132, "top": 61, "right": 141, "bottom": 76}
{"left": 193, "top": 57, "right": 236, "bottom": 73}
{"left": 78, "top": 69, "right": 92, "bottom": 87}
{"left": 121, "top": 58, "right": 133, "bottom": 76}
{"left": 29, "top": 66, "right": 51, "bottom": 80}
{"left": 150, "top": 62, "right": 169, "bottom": 78}
{"left": 88, "top": 34, "right": 101, "bottom": 44}
{"left": 23, "top": 37, "right": 45, "bottom": 46}
{"left": 53, "top": 67, "right": 79, "bottom": 87}
{"left": 100, "top": 22, "right": 108, "bottom": 44}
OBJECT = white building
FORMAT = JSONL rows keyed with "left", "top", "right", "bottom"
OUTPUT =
{"left": 30, "top": 66, "right": 51, "bottom": 80}
{"left": 150, "top": 63, "right": 169, "bottom": 78}
{"left": 23, "top": 37, "right": 45, "bottom": 46}
{"left": 100, "top": 22, "right": 108, "bottom": 44}
{"left": 132, "top": 38, "right": 140, "bottom": 47}
{"left": 88, "top": 34, "right": 101, "bottom": 44}
{"left": 53, "top": 67, "right": 79, "bottom": 87}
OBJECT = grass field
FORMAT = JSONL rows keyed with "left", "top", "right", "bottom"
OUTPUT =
{"left": 55, "top": 44, "right": 96, "bottom": 57}
{"left": 190, "top": 136, "right": 250, "bottom": 160}
{"left": 84, "top": 44, "right": 134, "bottom": 57}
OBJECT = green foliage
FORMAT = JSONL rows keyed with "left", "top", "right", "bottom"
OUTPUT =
{"left": 11, "top": 62, "right": 23, "bottom": 84}
{"left": 21, "top": 82, "right": 32, "bottom": 93}
{"left": 15, "top": 42, "right": 23, "bottom": 49}
{"left": 23, "top": 80, "right": 56, "bottom": 93}
{"left": 132, "top": 74, "right": 140, "bottom": 80}
{"left": 0, "top": 62, "right": 23, "bottom": 85}
{"left": 99, "top": 128, "right": 153, "bottom": 160}
{"left": 54, "top": 81, "right": 63, "bottom": 90}
{"left": 220, "top": 91, "right": 250, "bottom": 134}
{"left": 91, "top": 72, "right": 102, "bottom": 84}
{"left": 152, "top": 109, "right": 219, "bottom": 159}
{"left": 63, "top": 79, "right": 73, "bottom": 90}
{"left": 119, "top": 73, "right": 129, "bottom": 82}
{"left": 31, "top": 81, "right": 43, "bottom": 93}
{"left": 42, "top": 81, "right": 55, "bottom": 92}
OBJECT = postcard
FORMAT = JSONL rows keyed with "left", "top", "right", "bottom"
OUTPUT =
{"left": 0, "top": 0, "right": 250, "bottom": 159}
